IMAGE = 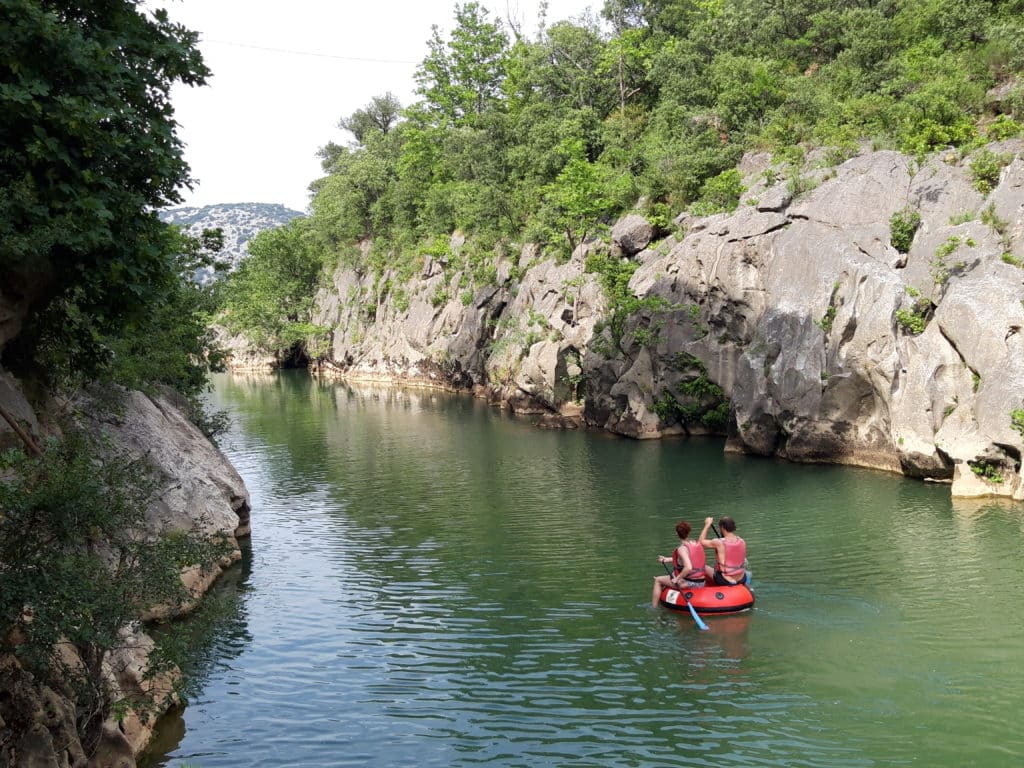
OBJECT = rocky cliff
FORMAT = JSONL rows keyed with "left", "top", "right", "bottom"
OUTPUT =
{"left": 0, "top": 373, "right": 250, "bottom": 767}
{"left": 303, "top": 144, "right": 1024, "bottom": 501}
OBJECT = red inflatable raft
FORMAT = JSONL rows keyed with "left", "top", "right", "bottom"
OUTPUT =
{"left": 659, "top": 581, "right": 755, "bottom": 615}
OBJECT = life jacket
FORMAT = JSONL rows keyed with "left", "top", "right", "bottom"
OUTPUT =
{"left": 673, "top": 540, "right": 706, "bottom": 582}
{"left": 718, "top": 536, "right": 746, "bottom": 579}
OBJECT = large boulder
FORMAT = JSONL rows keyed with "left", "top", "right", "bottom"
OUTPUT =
{"left": 81, "top": 388, "right": 251, "bottom": 582}
{"left": 611, "top": 214, "right": 654, "bottom": 257}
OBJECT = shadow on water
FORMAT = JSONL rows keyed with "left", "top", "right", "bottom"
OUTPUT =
{"left": 139, "top": 538, "right": 255, "bottom": 767}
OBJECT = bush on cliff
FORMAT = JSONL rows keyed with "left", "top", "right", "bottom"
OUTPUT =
{"left": 0, "top": 431, "right": 231, "bottom": 754}
{"left": 1012, "top": 409, "right": 1024, "bottom": 438}
{"left": 890, "top": 209, "right": 923, "bottom": 253}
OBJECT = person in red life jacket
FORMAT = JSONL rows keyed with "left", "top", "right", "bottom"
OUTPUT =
{"left": 700, "top": 515, "right": 748, "bottom": 586}
{"left": 651, "top": 520, "right": 707, "bottom": 607}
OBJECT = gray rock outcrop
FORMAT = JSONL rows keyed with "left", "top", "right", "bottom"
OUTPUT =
{"left": 214, "top": 326, "right": 279, "bottom": 372}
{"left": 611, "top": 214, "right": 655, "bottom": 257}
{"left": 78, "top": 387, "right": 252, "bottom": 573}
{"left": 286, "top": 144, "right": 1024, "bottom": 501}
{"left": 0, "top": 377, "right": 250, "bottom": 766}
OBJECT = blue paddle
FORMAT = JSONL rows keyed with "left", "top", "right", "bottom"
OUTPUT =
{"left": 661, "top": 562, "right": 708, "bottom": 631}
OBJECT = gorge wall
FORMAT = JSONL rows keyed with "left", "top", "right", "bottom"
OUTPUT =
{"left": 0, "top": 373, "right": 250, "bottom": 767}
{"left": 297, "top": 144, "right": 1024, "bottom": 501}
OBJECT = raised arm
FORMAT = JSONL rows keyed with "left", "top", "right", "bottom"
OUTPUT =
{"left": 698, "top": 516, "right": 715, "bottom": 547}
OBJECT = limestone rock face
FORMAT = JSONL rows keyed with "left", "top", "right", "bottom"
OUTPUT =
{"left": 312, "top": 241, "right": 606, "bottom": 420}
{"left": 80, "top": 388, "right": 252, "bottom": 583}
{"left": 0, "top": 656, "right": 87, "bottom": 768}
{"left": 312, "top": 143, "right": 1024, "bottom": 500}
{"left": 100, "top": 625, "right": 179, "bottom": 758}
{"left": 0, "top": 381, "right": 251, "bottom": 767}
{"left": 215, "top": 326, "right": 278, "bottom": 372}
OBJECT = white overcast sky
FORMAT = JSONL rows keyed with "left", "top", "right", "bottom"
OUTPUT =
{"left": 155, "top": 0, "right": 599, "bottom": 212}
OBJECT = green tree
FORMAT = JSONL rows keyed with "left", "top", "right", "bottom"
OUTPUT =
{"left": 541, "top": 138, "right": 626, "bottom": 254}
{"left": 103, "top": 227, "right": 230, "bottom": 433}
{"left": 338, "top": 92, "right": 403, "bottom": 145}
{"left": 600, "top": 27, "right": 656, "bottom": 113}
{"left": 710, "top": 54, "right": 785, "bottom": 136}
{"left": 0, "top": 0, "right": 209, "bottom": 383}
{"left": 533, "top": 19, "right": 613, "bottom": 113}
{"left": 311, "top": 143, "right": 396, "bottom": 247}
{"left": 414, "top": 2, "right": 510, "bottom": 125}
{"left": 221, "top": 219, "right": 326, "bottom": 359}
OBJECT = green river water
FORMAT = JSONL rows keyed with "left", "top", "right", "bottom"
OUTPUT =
{"left": 145, "top": 371, "right": 1024, "bottom": 767}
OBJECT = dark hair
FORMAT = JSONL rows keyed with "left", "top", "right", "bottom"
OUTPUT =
{"left": 719, "top": 516, "right": 737, "bottom": 533}
{"left": 675, "top": 521, "right": 692, "bottom": 539}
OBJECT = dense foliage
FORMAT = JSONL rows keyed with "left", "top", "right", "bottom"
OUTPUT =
{"left": 290, "top": 0, "right": 1023, "bottom": 289}
{"left": 1, "top": 1, "right": 230, "bottom": 754}
{"left": 223, "top": 0, "right": 1024, "bottom": 358}
{"left": 0, "top": 0, "right": 212, "bottom": 389}
{"left": 220, "top": 218, "right": 328, "bottom": 361}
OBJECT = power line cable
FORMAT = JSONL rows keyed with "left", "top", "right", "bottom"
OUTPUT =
{"left": 204, "top": 38, "right": 420, "bottom": 65}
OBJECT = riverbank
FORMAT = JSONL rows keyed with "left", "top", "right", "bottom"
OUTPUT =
{"left": 0, "top": 372, "right": 251, "bottom": 767}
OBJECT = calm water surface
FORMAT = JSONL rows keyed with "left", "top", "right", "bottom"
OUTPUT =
{"left": 145, "top": 371, "right": 1024, "bottom": 767}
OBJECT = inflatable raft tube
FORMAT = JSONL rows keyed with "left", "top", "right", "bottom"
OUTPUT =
{"left": 659, "top": 583, "right": 755, "bottom": 615}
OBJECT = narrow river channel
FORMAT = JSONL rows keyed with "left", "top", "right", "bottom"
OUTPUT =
{"left": 144, "top": 370, "right": 1024, "bottom": 767}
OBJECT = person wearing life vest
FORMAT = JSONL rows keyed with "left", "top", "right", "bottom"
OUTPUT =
{"left": 651, "top": 520, "right": 707, "bottom": 607}
{"left": 700, "top": 515, "right": 747, "bottom": 586}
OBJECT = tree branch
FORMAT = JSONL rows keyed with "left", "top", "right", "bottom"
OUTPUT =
{"left": 0, "top": 403, "right": 42, "bottom": 456}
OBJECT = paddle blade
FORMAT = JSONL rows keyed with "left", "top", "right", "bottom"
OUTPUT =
{"left": 687, "top": 601, "right": 709, "bottom": 631}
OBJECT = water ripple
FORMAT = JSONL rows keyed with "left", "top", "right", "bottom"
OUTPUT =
{"left": 143, "top": 376, "right": 1024, "bottom": 768}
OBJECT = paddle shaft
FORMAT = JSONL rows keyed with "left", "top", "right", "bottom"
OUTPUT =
{"left": 660, "top": 562, "right": 709, "bottom": 630}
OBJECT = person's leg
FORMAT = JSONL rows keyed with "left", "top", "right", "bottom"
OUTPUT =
{"left": 651, "top": 575, "right": 672, "bottom": 607}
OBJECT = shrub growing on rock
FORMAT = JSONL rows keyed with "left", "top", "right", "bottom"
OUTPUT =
{"left": 889, "top": 208, "right": 922, "bottom": 253}
{"left": 1012, "top": 409, "right": 1024, "bottom": 439}
{"left": 969, "top": 149, "right": 1012, "bottom": 194}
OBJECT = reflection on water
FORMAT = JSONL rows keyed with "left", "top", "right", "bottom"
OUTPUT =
{"left": 142, "top": 539, "right": 254, "bottom": 762}
{"left": 145, "top": 372, "right": 1024, "bottom": 767}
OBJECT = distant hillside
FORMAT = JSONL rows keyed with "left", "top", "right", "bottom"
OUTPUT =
{"left": 161, "top": 202, "right": 305, "bottom": 281}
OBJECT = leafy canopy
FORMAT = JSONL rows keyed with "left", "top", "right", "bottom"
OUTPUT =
{"left": 0, "top": 0, "right": 209, "bottom": 383}
{"left": 224, "top": 0, "right": 1024, "bottom": 355}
